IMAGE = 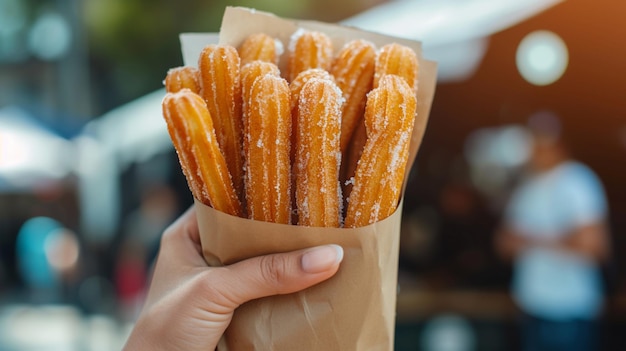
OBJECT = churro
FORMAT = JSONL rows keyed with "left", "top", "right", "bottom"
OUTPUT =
{"left": 330, "top": 40, "right": 376, "bottom": 154}
{"left": 289, "top": 69, "right": 334, "bottom": 162}
{"left": 295, "top": 78, "right": 343, "bottom": 227}
{"left": 162, "top": 89, "right": 242, "bottom": 216}
{"left": 373, "top": 43, "right": 419, "bottom": 93}
{"left": 289, "top": 69, "right": 334, "bottom": 119}
{"left": 241, "top": 61, "right": 280, "bottom": 126}
{"left": 167, "top": 28, "right": 423, "bottom": 227}
{"left": 288, "top": 30, "right": 333, "bottom": 82}
{"left": 198, "top": 45, "right": 244, "bottom": 198}
{"left": 289, "top": 69, "right": 334, "bottom": 223}
{"left": 342, "top": 119, "right": 366, "bottom": 201}
{"left": 244, "top": 74, "right": 292, "bottom": 224}
{"left": 344, "top": 75, "right": 416, "bottom": 228}
{"left": 238, "top": 33, "right": 283, "bottom": 66}
{"left": 164, "top": 66, "right": 201, "bottom": 94}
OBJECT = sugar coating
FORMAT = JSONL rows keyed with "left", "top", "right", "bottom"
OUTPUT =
{"left": 274, "top": 39, "right": 285, "bottom": 57}
{"left": 288, "top": 28, "right": 307, "bottom": 53}
{"left": 244, "top": 73, "right": 291, "bottom": 224}
{"left": 288, "top": 30, "right": 333, "bottom": 81}
{"left": 198, "top": 45, "right": 244, "bottom": 198}
{"left": 344, "top": 74, "right": 416, "bottom": 227}
{"left": 163, "top": 91, "right": 241, "bottom": 215}
{"left": 295, "top": 77, "right": 342, "bottom": 227}
{"left": 344, "top": 177, "right": 355, "bottom": 186}
{"left": 290, "top": 69, "right": 334, "bottom": 111}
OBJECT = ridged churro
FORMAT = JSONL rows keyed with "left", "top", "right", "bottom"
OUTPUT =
{"left": 244, "top": 74, "right": 292, "bottom": 224}
{"left": 331, "top": 40, "right": 376, "bottom": 154}
{"left": 289, "top": 69, "right": 334, "bottom": 120}
{"left": 198, "top": 45, "right": 245, "bottom": 198}
{"left": 289, "top": 69, "right": 334, "bottom": 162}
{"left": 241, "top": 61, "right": 280, "bottom": 126}
{"left": 289, "top": 69, "right": 335, "bottom": 223}
{"left": 374, "top": 43, "right": 419, "bottom": 93}
{"left": 344, "top": 75, "right": 416, "bottom": 228}
{"left": 165, "top": 66, "right": 201, "bottom": 94}
{"left": 288, "top": 30, "right": 333, "bottom": 82}
{"left": 295, "top": 78, "right": 343, "bottom": 227}
{"left": 162, "top": 89, "right": 242, "bottom": 216}
{"left": 238, "top": 33, "right": 283, "bottom": 66}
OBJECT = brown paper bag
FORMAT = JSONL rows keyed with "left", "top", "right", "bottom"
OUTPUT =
{"left": 181, "top": 7, "right": 437, "bottom": 350}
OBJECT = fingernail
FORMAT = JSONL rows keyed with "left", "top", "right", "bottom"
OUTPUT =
{"left": 301, "top": 244, "right": 344, "bottom": 274}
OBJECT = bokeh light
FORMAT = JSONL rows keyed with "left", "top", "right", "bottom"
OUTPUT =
{"left": 28, "top": 11, "right": 72, "bottom": 61}
{"left": 44, "top": 228, "right": 80, "bottom": 273}
{"left": 421, "top": 314, "right": 476, "bottom": 351}
{"left": 464, "top": 125, "right": 531, "bottom": 169}
{"left": 516, "top": 30, "right": 568, "bottom": 86}
{"left": 0, "top": 305, "right": 82, "bottom": 349}
{"left": 464, "top": 125, "right": 532, "bottom": 201}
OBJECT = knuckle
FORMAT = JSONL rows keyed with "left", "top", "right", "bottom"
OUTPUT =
{"left": 160, "top": 222, "right": 179, "bottom": 245}
{"left": 259, "top": 255, "right": 289, "bottom": 287}
{"left": 192, "top": 271, "right": 219, "bottom": 297}
{"left": 159, "top": 233, "right": 171, "bottom": 249}
{"left": 160, "top": 216, "right": 192, "bottom": 246}
{"left": 192, "top": 269, "right": 239, "bottom": 309}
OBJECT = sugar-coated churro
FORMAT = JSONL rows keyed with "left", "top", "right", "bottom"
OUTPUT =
{"left": 295, "top": 78, "right": 343, "bottom": 227}
{"left": 238, "top": 33, "right": 283, "bottom": 66}
{"left": 289, "top": 69, "right": 334, "bottom": 162}
{"left": 165, "top": 66, "right": 201, "bottom": 94}
{"left": 344, "top": 75, "right": 416, "bottom": 228}
{"left": 374, "top": 43, "right": 419, "bottom": 94}
{"left": 241, "top": 61, "right": 280, "bottom": 127}
{"left": 244, "top": 74, "right": 292, "bottom": 224}
{"left": 162, "top": 89, "right": 242, "bottom": 216}
{"left": 288, "top": 30, "right": 333, "bottom": 82}
{"left": 289, "top": 69, "right": 335, "bottom": 223}
{"left": 198, "top": 45, "right": 245, "bottom": 198}
{"left": 289, "top": 69, "right": 334, "bottom": 120}
{"left": 330, "top": 39, "right": 376, "bottom": 154}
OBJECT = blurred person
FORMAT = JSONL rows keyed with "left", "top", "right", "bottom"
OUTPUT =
{"left": 124, "top": 207, "right": 343, "bottom": 350}
{"left": 495, "top": 113, "right": 610, "bottom": 351}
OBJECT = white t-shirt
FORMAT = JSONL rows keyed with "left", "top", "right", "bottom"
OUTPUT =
{"left": 505, "top": 161, "right": 608, "bottom": 320}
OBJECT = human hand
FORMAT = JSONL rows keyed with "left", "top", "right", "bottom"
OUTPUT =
{"left": 123, "top": 207, "right": 343, "bottom": 350}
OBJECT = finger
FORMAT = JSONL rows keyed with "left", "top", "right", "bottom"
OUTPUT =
{"left": 158, "top": 206, "right": 205, "bottom": 267}
{"left": 215, "top": 244, "right": 344, "bottom": 307}
{"left": 165, "top": 206, "right": 199, "bottom": 241}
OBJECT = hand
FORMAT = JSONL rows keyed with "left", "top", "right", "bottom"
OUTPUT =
{"left": 124, "top": 207, "right": 343, "bottom": 350}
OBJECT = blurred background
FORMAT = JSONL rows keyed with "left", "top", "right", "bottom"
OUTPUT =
{"left": 1, "top": 0, "right": 625, "bottom": 350}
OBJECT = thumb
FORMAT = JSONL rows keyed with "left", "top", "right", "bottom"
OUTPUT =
{"left": 217, "top": 244, "right": 344, "bottom": 307}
